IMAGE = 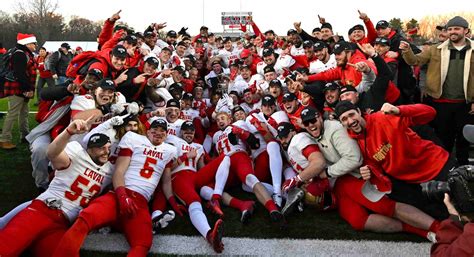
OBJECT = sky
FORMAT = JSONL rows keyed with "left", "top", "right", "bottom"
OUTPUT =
{"left": 1, "top": 0, "right": 472, "bottom": 36}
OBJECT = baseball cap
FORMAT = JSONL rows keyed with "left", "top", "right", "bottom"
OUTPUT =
{"left": 87, "top": 133, "right": 111, "bottom": 149}
{"left": 240, "top": 64, "right": 250, "bottom": 70}
{"left": 321, "top": 23, "right": 333, "bottom": 30}
{"left": 263, "top": 65, "right": 275, "bottom": 74}
{"left": 277, "top": 122, "right": 295, "bottom": 138}
{"left": 75, "top": 46, "right": 83, "bottom": 51}
{"left": 262, "top": 94, "right": 276, "bottom": 106}
{"left": 436, "top": 24, "right": 447, "bottom": 31}
{"left": 145, "top": 56, "right": 159, "bottom": 67}
{"left": 124, "top": 34, "right": 138, "bottom": 45}
{"left": 312, "top": 27, "right": 321, "bottom": 33}
{"left": 262, "top": 40, "right": 273, "bottom": 48}
{"left": 282, "top": 92, "right": 297, "bottom": 102}
{"left": 61, "top": 43, "right": 71, "bottom": 50}
{"left": 166, "top": 99, "right": 180, "bottom": 108}
{"left": 240, "top": 49, "right": 252, "bottom": 59}
{"left": 232, "top": 105, "right": 245, "bottom": 115}
{"left": 211, "top": 60, "right": 221, "bottom": 66}
{"left": 446, "top": 16, "right": 469, "bottom": 29}
{"left": 87, "top": 68, "right": 103, "bottom": 80}
{"left": 349, "top": 24, "right": 365, "bottom": 36}
{"left": 269, "top": 79, "right": 282, "bottom": 88}
{"left": 98, "top": 79, "right": 116, "bottom": 91}
{"left": 112, "top": 45, "right": 127, "bottom": 59}
{"left": 323, "top": 82, "right": 339, "bottom": 92}
{"left": 333, "top": 41, "right": 353, "bottom": 55}
{"left": 144, "top": 31, "right": 156, "bottom": 38}
{"left": 181, "top": 120, "right": 195, "bottom": 131}
{"left": 374, "top": 37, "right": 391, "bottom": 46}
{"left": 303, "top": 40, "right": 314, "bottom": 49}
{"left": 167, "top": 30, "right": 178, "bottom": 38}
{"left": 168, "top": 83, "right": 184, "bottom": 93}
{"left": 339, "top": 85, "right": 357, "bottom": 95}
{"left": 301, "top": 106, "right": 320, "bottom": 123}
{"left": 200, "top": 25, "right": 209, "bottom": 31}
{"left": 262, "top": 48, "right": 274, "bottom": 57}
{"left": 223, "top": 37, "right": 232, "bottom": 43}
{"left": 150, "top": 118, "right": 168, "bottom": 130}
{"left": 375, "top": 20, "right": 390, "bottom": 30}
{"left": 264, "top": 29, "right": 275, "bottom": 35}
{"left": 334, "top": 100, "right": 358, "bottom": 117}
{"left": 313, "top": 41, "right": 328, "bottom": 51}
{"left": 182, "top": 92, "right": 194, "bottom": 100}
{"left": 173, "top": 66, "right": 186, "bottom": 75}
{"left": 287, "top": 29, "right": 298, "bottom": 36}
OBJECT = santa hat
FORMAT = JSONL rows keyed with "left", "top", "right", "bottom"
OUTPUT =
{"left": 17, "top": 33, "right": 37, "bottom": 45}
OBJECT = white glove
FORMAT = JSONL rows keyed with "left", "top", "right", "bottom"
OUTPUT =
{"left": 216, "top": 97, "right": 226, "bottom": 112}
{"left": 225, "top": 94, "right": 234, "bottom": 109}
{"left": 111, "top": 103, "right": 126, "bottom": 115}
{"left": 127, "top": 102, "right": 140, "bottom": 115}
{"left": 109, "top": 114, "right": 126, "bottom": 126}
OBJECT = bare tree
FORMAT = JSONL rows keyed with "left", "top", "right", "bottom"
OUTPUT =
{"left": 15, "top": 0, "right": 58, "bottom": 18}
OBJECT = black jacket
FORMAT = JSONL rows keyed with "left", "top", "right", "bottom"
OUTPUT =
{"left": 49, "top": 49, "right": 73, "bottom": 76}
{"left": 357, "top": 54, "right": 392, "bottom": 112}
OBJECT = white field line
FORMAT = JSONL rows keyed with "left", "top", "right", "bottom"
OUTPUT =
{"left": 83, "top": 233, "right": 431, "bottom": 256}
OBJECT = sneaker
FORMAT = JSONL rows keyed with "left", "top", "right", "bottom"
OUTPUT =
{"left": 427, "top": 231, "right": 437, "bottom": 243}
{"left": 272, "top": 193, "right": 283, "bottom": 208}
{"left": 240, "top": 201, "right": 255, "bottom": 224}
{"left": 270, "top": 210, "right": 286, "bottom": 229}
{"left": 0, "top": 142, "right": 16, "bottom": 150}
{"left": 207, "top": 199, "right": 224, "bottom": 218}
{"left": 282, "top": 188, "right": 304, "bottom": 216}
{"left": 206, "top": 219, "right": 224, "bottom": 253}
{"left": 152, "top": 210, "right": 176, "bottom": 234}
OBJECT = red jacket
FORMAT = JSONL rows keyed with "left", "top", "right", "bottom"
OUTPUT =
{"left": 88, "top": 48, "right": 123, "bottom": 79}
{"left": 35, "top": 55, "right": 53, "bottom": 78}
{"left": 101, "top": 30, "right": 142, "bottom": 69}
{"left": 307, "top": 50, "right": 375, "bottom": 86}
{"left": 431, "top": 218, "right": 474, "bottom": 257}
{"left": 98, "top": 19, "right": 115, "bottom": 48}
{"left": 352, "top": 19, "right": 377, "bottom": 45}
{"left": 348, "top": 104, "right": 448, "bottom": 183}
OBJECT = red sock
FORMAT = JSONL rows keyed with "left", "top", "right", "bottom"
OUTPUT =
{"left": 128, "top": 246, "right": 149, "bottom": 257}
{"left": 429, "top": 220, "right": 441, "bottom": 232}
{"left": 52, "top": 218, "right": 90, "bottom": 257}
{"left": 229, "top": 197, "right": 245, "bottom": 211}
{"left": 402, "top": 222, "right": 428, "bottom": 238}
{"left": 264, "top": 200, "right": 278, "bottom": 212}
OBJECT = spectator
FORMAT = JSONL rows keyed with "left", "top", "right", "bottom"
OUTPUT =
{"left": 0, "top": 33, "right": 37, "bottom": 150}
{"left": 35, "top": 47, "right": 55, "bottom": 105}
{"left": 401, "top": 15, "right": 474, "bottom": 165}
{"left": 49, "top": 42, "right": 74, "bottom": 84}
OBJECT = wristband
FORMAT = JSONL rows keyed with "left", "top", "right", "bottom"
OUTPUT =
{"left": 66, "top": 127, "right": 74, "bottom": 136}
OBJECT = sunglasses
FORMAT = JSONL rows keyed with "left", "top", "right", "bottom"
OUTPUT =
{"left": 302, "top": 116, "right": 319, "bottom": 126}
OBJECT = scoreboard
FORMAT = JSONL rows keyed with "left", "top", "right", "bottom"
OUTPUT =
{"left": 221, "top": 12, "right": 252, "bottom": 25}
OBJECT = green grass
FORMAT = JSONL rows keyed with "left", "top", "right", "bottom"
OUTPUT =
{"left": 1, "top": 114, "right": 424, "bottom": 257}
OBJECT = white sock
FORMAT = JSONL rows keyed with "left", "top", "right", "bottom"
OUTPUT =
{"left": 200, "top": 186, "right": 213, "bottom": 200}
{"left": 0, "top": 200, "right": 31, "bottom": 229}
{"left": 267, "top": 142, "right": 283, "bottom": 195}
{"left": 203, "top": 135, "right": 213, "bottom": 154}
{"left": 283, "top": 167, "right": 297, "bottom": 180}
{"left": 241, "top": 182, "right": 273, "bottom": 195}
{"left": 189, "top": 202, "right": 211, "bottom": 238}
{"left": 213, "top": 155, "right": 230, "bottom": 196}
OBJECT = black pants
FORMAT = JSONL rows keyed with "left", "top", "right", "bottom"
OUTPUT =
{"left": 387, "top": 157, "right": 457, "bottom": 220}
{"left": 429, "top": 101, "right": 473, "bottom": 165}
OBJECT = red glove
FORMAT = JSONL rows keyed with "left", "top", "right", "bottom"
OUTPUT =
{"left": 199, "top": 106, "right": 207, "bottom": 118}
{"left": 172, "top": 56, "right": 181, "bottom": 65}
{"left": 282, "top": 175, "right": 303, "bottom": 192}
{"left": 115, "top": 186, "right": 138, "bottom": 217}
{"left": 168, "top": 196, "right": 187, "bottom": 217}
{"left": 231, "top": 126, "right": 250, "bottom": 140}
{"left": 248, "top": 82, "right": 257, "bottom": 94}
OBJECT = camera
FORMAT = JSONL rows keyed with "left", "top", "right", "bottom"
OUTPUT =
{"left": 422, "top": 165, "right": 474, "bottom": 213}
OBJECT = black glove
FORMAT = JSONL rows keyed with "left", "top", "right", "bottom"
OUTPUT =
{"left": 228, "top": 132, "right": 238, "bottom": 145}
{"left": 246, "top": 134, "right": 260, "bottom": 149}
{"left": 99, "top": 104, "right": 112, "bottom": 115}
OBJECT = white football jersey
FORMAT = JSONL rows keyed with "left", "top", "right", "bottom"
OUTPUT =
{"left": 217, "top": 47, "right": 241, "bottom": 67}
{"left": 119, "top": 132, "right": 177, "bottom": 201}
{"left": 180, "top": 108, "right": 200, "bottom": 121}
{"left": 244, "top": 113, "right": 268, "bottom": 158}
{"left": 166, "top": 135, "right": 205, "bottom": 174}
{"left": 290, "top": 45, "right": 305, "bottom": 56}
{"left": 285, "top": 132, "right": 319, "bottom": 173}
{"left": 240, "top": 101, "right": 262, "bottom": 114}
{"left": 167, "top": 119, "right": 185, "bottom": 137}
{"left": 309, "top": 54, "right": 337, "bottom": 74}
{"left": 212, "top": 121, "right": 249, "bottom": 156}
{"left": 37, "top": 141, "right": 114, "bottom": 222}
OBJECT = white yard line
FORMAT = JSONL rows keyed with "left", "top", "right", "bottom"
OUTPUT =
{"left": 83, "top": 234, "right": 430, "bottom": 256}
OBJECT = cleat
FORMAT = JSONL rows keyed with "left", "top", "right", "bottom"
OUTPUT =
{"left": 272, "top": 193, "right": 283, "bottom": 208}
{"left": 282, "top": 188, "right": 304, "bottom": 216}
{"left": 207, "top": 219, "right": 224, "bottom": 253}
{"left": 240, "top": 201, "right": 256, "bottom": 224}
{"left": 152, "top": 210, "right": 176, "bottom": 234}
{"left": 270, "top": 210, "right": 287, "bottom": 229}
{"left": 207, "top": 199, "right": 224, "bottom": 218}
